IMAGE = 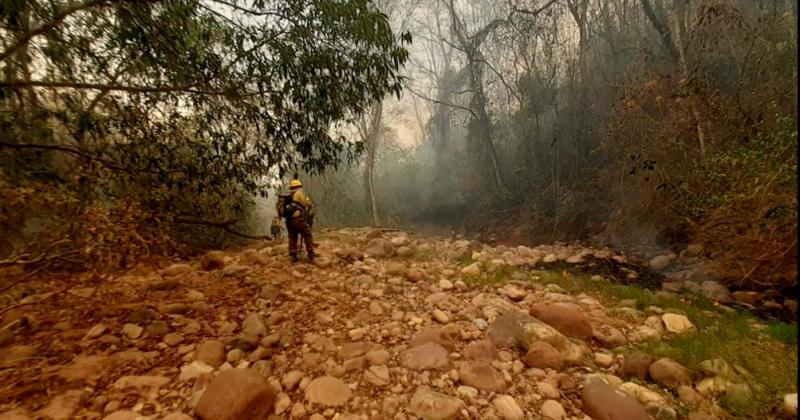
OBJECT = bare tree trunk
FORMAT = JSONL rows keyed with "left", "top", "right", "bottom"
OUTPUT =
{"left": 671, "top": 0, "right": 707, "bottom": 157}
{"left": 361, "top": 102, "right": 383, "bottom": 227}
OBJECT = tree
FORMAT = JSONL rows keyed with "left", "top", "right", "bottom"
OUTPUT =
{"left": 0, "top": 0, "right": 411, "bottom": 265}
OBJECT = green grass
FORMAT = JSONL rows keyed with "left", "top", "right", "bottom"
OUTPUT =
{"left": 513, "top": 268, "right": 798, "bottom": 418}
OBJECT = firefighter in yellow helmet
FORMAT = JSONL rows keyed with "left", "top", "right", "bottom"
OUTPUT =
{"left": 281, "top": 179, "right": 315, "bottom": 262}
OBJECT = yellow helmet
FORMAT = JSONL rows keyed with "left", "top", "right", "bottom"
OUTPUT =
{"left": 289, "top": 179, "right": 302, "bottom": 189}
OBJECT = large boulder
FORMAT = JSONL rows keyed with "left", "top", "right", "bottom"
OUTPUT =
{"left": 195, "top": 369, "right": 276, "bottom": 420}
{"left": 200, "top": 251, "right": 226, "bottom": 271}
{"left": 581, "top": 382, "right": 651, "bottom": 420}
{"left": 699, "top": 281, "right": 733, "bottom": 303}
{"left": 621, "top": 353, "right": 654, "bottom": 381}
{"left": 365, "top": 238, "right": 395, "bottom": 258}
{"left": 304, "top": 376, "right": 352, "bottom": 406}
{"left": 409, "top": 388, "right": 464, "bottom": 420}
{"left": 661, "top": 314, "right": 695, "bottom": 334}
{"left": 409, "top": 328, "right": 459, "bottom": 351}
{"left": 519, "top": 319, "right": 585, "bottom": 365}
{"left": 195, "top": 340, "right": 226, "bottom": 368}
{"left": 463, "top": 339, "right": 498, "bottom": 361}
{"left": 486, "top": 312, "right": 536, "bottom": 348}
{"left": 593, "top": 325, "right": 628, "bottom": 348}
{"left": 649, "top": 358, "right": 692, "bottom": 388}
{"left": 458, "top": 361, "right": 507, "bottom": 392}
{"left": 529, "top": 303, "right": 593, "bottom": 339}
{"left": 400, "top": 342, "right": 450, "bottom": 370}
{"left": 522, "top": 342, "right": 563, "bottom": 370}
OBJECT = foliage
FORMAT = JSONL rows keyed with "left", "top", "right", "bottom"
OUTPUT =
{"left": 0, "top": 0, "right": 411, "bottom": 268}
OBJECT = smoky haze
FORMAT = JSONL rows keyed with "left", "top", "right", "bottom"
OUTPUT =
{"left": 295, "top": 0, "right": 796, "bottom": 281}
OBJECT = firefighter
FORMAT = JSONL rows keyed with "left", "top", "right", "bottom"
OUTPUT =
{"left": 280, "top": 179, "right": 315, "bottom": 262}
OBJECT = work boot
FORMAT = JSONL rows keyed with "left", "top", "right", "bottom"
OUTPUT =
{"left": 290, "top": 254, "right": 299, "bottom": 263}
{"left": 307, "top": 253, "right": 315, "bottom": 264}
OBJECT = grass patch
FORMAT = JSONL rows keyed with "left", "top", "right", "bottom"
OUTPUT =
{"left": 525, "top": 268, "right": 797, "bottom": 418}
{"left": 764, "top": 321, "right": 798, "bottom": 345}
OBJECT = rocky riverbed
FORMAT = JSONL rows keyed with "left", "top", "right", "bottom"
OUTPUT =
{"left": 0, "top": 228, "right": 796, "bottom": 419}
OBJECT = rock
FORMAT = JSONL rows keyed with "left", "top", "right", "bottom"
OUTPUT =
{"left": 227, "top": 348, "right": 246, "bottom": 364}
{"left": 37, "top": 390, "right": 83, "bottom": 420}
{"left": 492, "top": 395, "right": 524, "bottom": 420}
{"left": 627, "top": 325, "right": 661, "bottom": 343}
{"left": 304, "top": 376, "right": 351, "bottom": 406}
{"left": 677, "top": 385, "right": 702, "bottom": 405}
{"left": 784, "top": 393, "right": 797, "bottom": 416}
{"left": 649, "top": 358, "right": 692, "bottom": 388}
{"left": 195, "top": 369, "right": 276, "bottom": 420}
{"left": 619, "top": 382, "right": 666, "bottom": 405}
{"left": 113, "top": 375, "right": 170, "bottom": 395}
{"left": 366, "top": 349, "right": 391, "bottom": 365}
{"left": 699, "top": 281, "right": 733, "bottom": 303}
{"left": 529, "top": 303, "right": 593, "bottom": 339}
{"left": 594, "top": 353, "right": 614, "bottom": 368}
{"left": 390, "top": 236, "right": 409, "bottom": 246}
{"left": 0, "top": 345, "right": 36, "bottom": 367}
{"left": 536, "top": 382, "right": 560, "bottom": 399}
{"left": 164, "top": 333, "right": 184, "bottom": 347}
{"left": 179, "top": 361, "right": 214, "bottom": 381}
{"left": 685, "top": 243, "right": 704, "bottom": 256}
{"left": 157, "top": 303, "right": 189, "bottom": 315}
{"left": 503, "top": 286, "right": 527, "bottom": 301}
{"left": 102, "top": 411, "right": 140, "bottom": 420}
{"left": 464, "top": 339, "right": 498, "bottom": 361}
{"left": 0, "top": 329, "right": 12, "bottom": 347}
{"left": 522, "top": 342, "right": 563, "bottom": 370}
{"left": 458, "top": 361, "right": 507, "bottom": 392}
{"left": 195, "top": 340, "right": 226, "bottom": 368}
{"left": 163, "top": 413, "right": 194, "bottom": 420}
{"left": 400, "top": 342, "right": 450, "bottom": 370}
{"left": 85, "top": 324, "right": 107, "bottom": 339}
{"left": 409, "top": 388, "right": 464, "bottom": 420}
{"left": 282, "top": 370, "right": 304, "bottom": 390}
{"left": 457, "top": 386, "right": 479, "bottom": 400}
{"left": 432, "top": 310, "right": 450, "bottom": 324}
{"left": 731, "top": 291, "right": 757, "bottom": 305}
{"left": 622, "top": 353, "right": 654, "bottom": 381}
{"left": 222, "top": 264, "right": 249, "bottom": 278}
{"left": 274, "top": 392, "right": 291, "bottom": 415}
{"left": 164, "top": 263, "right": 193, "bottom": 276}
{"left": 121, "top": 323, "right": 143, "bottom": 340}
{"left": 364, "top": 365, "right": 391, "bottom": 386}
{"left": 400, "top": 268, "right": 424, "bottom": 283}
{"left": 409, "top": 328, "right": 458, "bottom": 351}
{"left": 200, "top": 251, "right": 226, "bottom": 270}
{"left": 289, "top": 402, "right": 306, "bottom": 418}
{"left": 365, "top": 238, "right": 395, "bottom": 258}
{"left": 241, "top": 314, "right": 266, "bottom": 337}
{"left": 540, "top": 400, "right": 566, "bottom": 420}
{"left": 661, "top": 314, "right": 694, "bottom": 334}
{"left": 438, "top": 279, "right": 454, "bottom": 290}
{"left": 649, "top": 254, "right": 674, "bottom": 271}
{"left": 593, "top": 325, "right": 627, "bottom": 348}
{"left": 486, "top": 311, "right": 536, "bottom": 347}
{"left": 519, "top": 320, "right": 584, "bottom": 365}
{"left": 397, "top": 246, "right": 415, "bottom": 257}
{"left": 259, "top": 285, "right": 281, "bottom": 300}
{"left": 581, "top": 382, "right": 651, "bottom": 420}
{"left": 461, "top": 262, "right": 481, "bottom": 276}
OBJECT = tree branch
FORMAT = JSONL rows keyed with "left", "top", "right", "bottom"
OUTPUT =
{"left": 0, "top": 0, "right": 110, "bottom": 62}
{"left": 405, "top": 84, "right": 477, "bottom": 119}
{"left": 0, "top": 79, "right": 228, "bottom": 95}
{"left": 511, "top": 0, "right": 560, "bottom": 18}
